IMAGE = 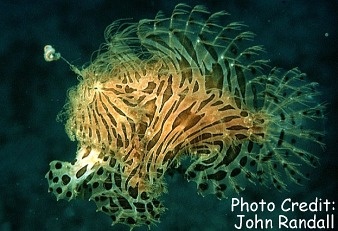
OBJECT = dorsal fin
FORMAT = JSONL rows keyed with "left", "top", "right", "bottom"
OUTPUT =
{"left": 137, "top": 4, "right": 268, "bottom": 104}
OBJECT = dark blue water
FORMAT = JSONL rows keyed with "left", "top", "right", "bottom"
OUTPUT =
{"left": 0, "top": 0, "right": 337, "bottom": 230}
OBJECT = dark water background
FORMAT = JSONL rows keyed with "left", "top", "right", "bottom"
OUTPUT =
{"left": 0, "top": 0, "right": 337, "bottom": 230}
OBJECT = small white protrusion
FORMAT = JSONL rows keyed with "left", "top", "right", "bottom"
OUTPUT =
{"left": 44, "top": 45, "right": 61, "bottom": 62}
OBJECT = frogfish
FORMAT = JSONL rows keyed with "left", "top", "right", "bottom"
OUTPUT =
{"left": 45, "top": 4, "right": 325, "bottom": 229}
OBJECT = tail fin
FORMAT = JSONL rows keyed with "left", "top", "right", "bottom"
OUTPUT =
{"left": 246, "top": 67, "right": 325, "bottom": 188}
{"left": 185, "top": 67, "right": 325, "bottom": 198}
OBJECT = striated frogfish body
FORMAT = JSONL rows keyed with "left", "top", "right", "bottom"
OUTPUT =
{"left": 45, "top": 4, "right": 325, "bottom": 229}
